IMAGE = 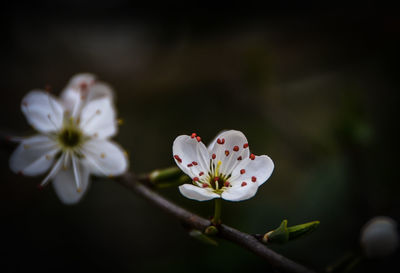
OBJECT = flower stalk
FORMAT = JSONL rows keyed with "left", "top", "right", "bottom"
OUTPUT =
{"left": 212, "top": 198, "right": 222, "bottom": 225}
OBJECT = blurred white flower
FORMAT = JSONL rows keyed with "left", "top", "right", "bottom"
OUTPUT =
{"left": 360, "top": 216, "right": 399, "bottom": 258}
{"left": 173, "top": 130, "right": 274, "bottom": 201}
{"left": 10, "top": 74, "right": 128, "bottom": 204}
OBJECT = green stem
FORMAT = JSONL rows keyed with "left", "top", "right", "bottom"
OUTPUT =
{"left": 212, "top": 198, "right": 222, "bottom": 225}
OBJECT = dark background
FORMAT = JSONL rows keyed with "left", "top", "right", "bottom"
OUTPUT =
{"left": 1, "top": 4, "right": 399, "bottom": 273}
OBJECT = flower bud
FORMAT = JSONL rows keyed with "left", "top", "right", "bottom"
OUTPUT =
{"left": 360, "top": 216, "right": 399, "bottom": 258}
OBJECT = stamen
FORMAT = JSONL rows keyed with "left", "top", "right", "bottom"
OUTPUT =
{"left": 224, "top": 181, "right": 230, "bottom": 187}
{"left": 217, "top": 138, "right": 225, "bottom": 145}
{"left": 237, "top": 156, "right": 242, "bottom": 161}
{"left": 225, "top": 150, "right": 229, "bottom": 156}
{"left": 191, "top": 133, "right": 197, "bottom": 138}
{"left": 196, "top": 136, "right": 201, "bottom": 142}
{"left": 174, "top": 155, "right": 182, "bottom": 163}
{"left": 193, "top": 177, "right": 199, "bottom": 182}
{"left": 212, "top": 154, "right": 216, "bottom": 159}
{"left": 199, "top": 172, "right": 204, "bottom": 176}
{"left": 213, "top": 177, "right": 219, "bottom": 182}
{"left": 192, "top": 161, "right": 198, "bottom": 166}
{"left": 215, "top": 161, "right": 222, "bottom": 176}
{"left": 100, "top": 153, "right": 106, "bottom": 158}
{"left": 240, "top": 169, "right": 246, "bottom": 174}
{"left": 187, "top": 163, "right": 193, "bottom": 167}
{"left": 251, "top": 176, "right": 257, "bottom": 182}
{"left": 202, "top": 183, "right": 209, "bottom": 188}
{"left": 250, "top": 154, "right": 255, "bottom": 160}
{"left": 243, "top": 143, "right": 249, "bottom": 148}
{"left": 241, "top": 182, "right": 247, "bottom": 187}
{"left": 233, "top": 146, "right": 239, "bottom": 152}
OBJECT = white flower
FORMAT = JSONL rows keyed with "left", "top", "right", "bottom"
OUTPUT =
{"left": 360, "top": 216, "right": 399, "bottom": 258}
{"left": 172, "top": 130, "right": 274, "bottom": 201}
{"left": 9, "top": 74, "right": 128, "bottom": 204}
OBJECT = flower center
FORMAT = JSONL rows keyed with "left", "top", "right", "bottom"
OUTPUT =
{"left": 58, "top": 127, "right": 82, "bottom": 148}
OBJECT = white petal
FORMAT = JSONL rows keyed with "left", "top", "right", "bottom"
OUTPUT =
{"left": 52, "top": 165, "right": 90, "bottom": 205}
{"left": 82, "top": 139, "right": 128, "bottom": 176}
{"left": 172, "top": 135, "right": 210, "bottom": 179}
{"left": 221, "top": 179, "right": 259, "bottom": 201}
{"left": 86, "top": 83, "right": 114, "bottom": 102}
{"left": 179, "top": 184, "right": 220, "bottom": 201}
{"left": 67, "top": 73, "right": 96, "bottom": 88}
{"left": 9, "top": 135, "right": 59, "bottom": 176}
{"left": 209, "top": 130, "right": 250, "bottom": 176}
{"left": 79, "top": 97, "right": 117, "bottom": 139}
{"left": 231, "top": 155, "right": 274, "bottom": 186}
{"left": 21, "top": 91, "right": 64, "bottom": 133}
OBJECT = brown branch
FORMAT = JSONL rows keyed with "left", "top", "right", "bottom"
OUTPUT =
{"left": 116, "top": 172, "right": 316, "bottom": 273}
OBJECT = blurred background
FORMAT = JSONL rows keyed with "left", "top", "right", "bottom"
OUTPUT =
{"left": 1, "top": 4, "right": 399, "bottom": 273}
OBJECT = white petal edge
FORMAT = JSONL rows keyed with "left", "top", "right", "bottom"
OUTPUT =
{"left": 221, "top": 180, "right": 259, "bottom": 201}
{"left": 79, "top": 97, "right": 117, "bottom": 139}
{"left": 9, "top": 135, "right": 59, "bottom": 176}
{"left": 52, "top": 165, "right": 90, "bottom": 205}
{"left": 172, "top": 135, "right": 210, "bottom": 179}
{"left": 82, "top": 139, "right": 128, "bottom": 176}
{"left": 21, "top": 91, "right": 64, "bottom": 133}
{"left": 179, "top": 184, "right": 220, "bottom": 201}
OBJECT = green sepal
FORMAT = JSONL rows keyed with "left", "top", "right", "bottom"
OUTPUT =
{"left": 189, "top": 229, "right": 218, "bottom": 246}
{"left": 287, "top": 220, "right": 320, "bottom": 241}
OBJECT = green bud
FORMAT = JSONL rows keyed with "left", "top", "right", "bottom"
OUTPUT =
{"left": 204, "top": 225, "right": 218, "bottom": 236}
{"left": 263, "top": 220, "right": 289, "bottom": 244}
{"left": 189, "top": 229, "right": 218, "bottom": 246}
{"left": 149, "top": 167, "right": 182, "bottom": 183}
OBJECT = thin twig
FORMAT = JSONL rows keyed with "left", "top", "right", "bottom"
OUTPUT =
{"left": 116, "top": 172, "right": 316, "bottom": 273}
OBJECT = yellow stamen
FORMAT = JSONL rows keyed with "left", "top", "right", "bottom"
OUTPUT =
{"left": 215, "top": 160, "right": 222, "bottom": 177}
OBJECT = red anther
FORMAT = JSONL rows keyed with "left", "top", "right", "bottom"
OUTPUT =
{"left": 233, "top": 146, "right": 239, "bottom": 152}
{"left": 193, "top": 177, "right": 199, "bottom": 182}
{"left": 250, "top": 154, "right": 255, "bottom": 160}
{"left": 212, "top": 154, "right": 216, "bottom": 159}
{"left": 202, "top": 183, "right": 209, "bottom": 188}
{"left": 225, "top": 150, "right": 230, "bottom": 156}
{"left": 237, "top": 156, "right": 242, "bottom": 161}
{"left": 217, "top": 138, "right": 225, "bottom": 145}
{"left": 192, "top": 161, "right": 198, "bottom": 166}
{"left": 196, "top": 136, "right": 201, "bottom": 142}
{"left": 187, "top": 163, "right": 193, "bottom": 167}
{"left": 213, "top": 177, "right": 219, "bottom": 182}
{"left": 240, "top": 169, "right": 246, "bottom": 174}
{"left": 191, "top": 133, "right": 197, "bottom": 138}
{"left": 174, "top": 155, "right": 182, "bottom": 163}
{"left": 243, "top": 143, "right": 249, "bottom": 148}
{"left": 199, "top": 172, "right": 204, "bottom": 176}
{"left": 80, "top": 82, "right": 88, "bottom": 90}
{"left": 224, "top": 181, "right": 230, "bottom": 187}
{"left": 251, "top": 176, "right": 257, "bottom": 182}
{"left": 241, "top": 182, "right": 247, "bottom": 187}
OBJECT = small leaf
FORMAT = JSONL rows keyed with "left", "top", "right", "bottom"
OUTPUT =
{"left": 287, "top": 220, "right": 320, "bottom": 241}
{"left": 189, "top": 229, "right": 218, "bottom": 246}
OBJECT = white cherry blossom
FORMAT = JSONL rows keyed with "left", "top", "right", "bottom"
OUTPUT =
{"left": 9, "top": 74, "right": 128, "bottom": 204}
{"left": 173, "top": 130, "right": 274, "bottom": 201}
